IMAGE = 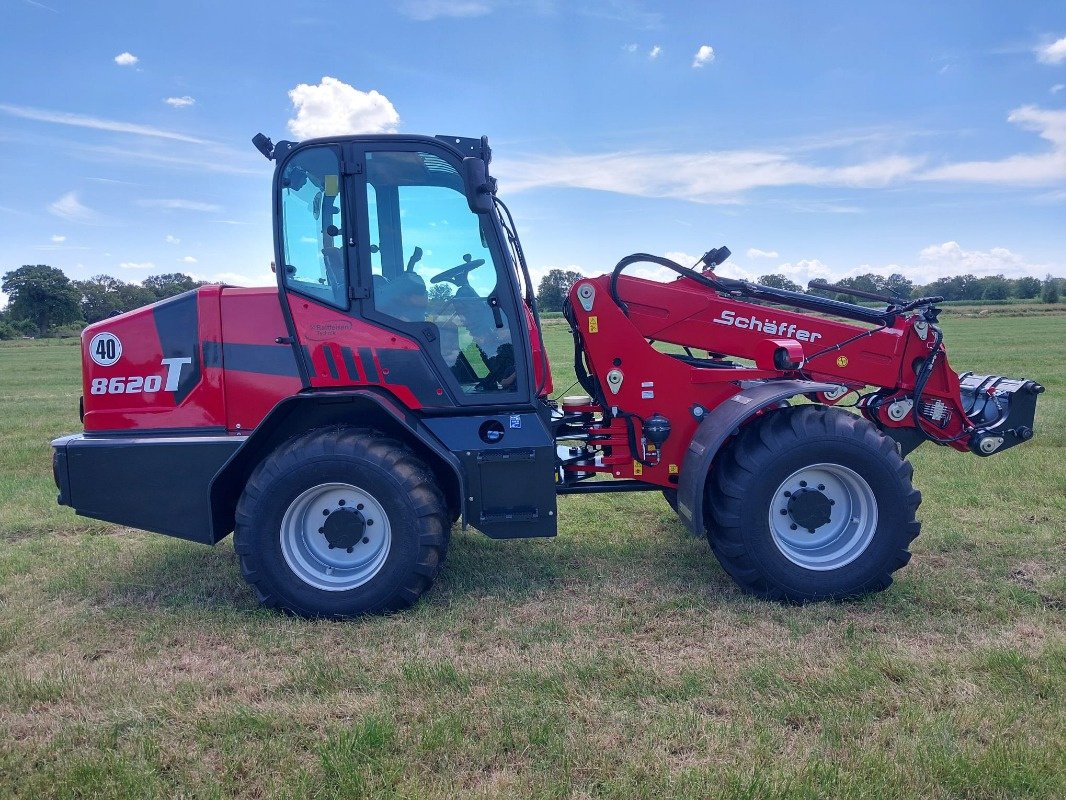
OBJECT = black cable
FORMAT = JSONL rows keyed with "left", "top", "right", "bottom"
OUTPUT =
{"left": 799, "top": 323, "right": 888, "bottom": 372}
{"left": 493, "top": 195, "right": 551, "bottom": 398}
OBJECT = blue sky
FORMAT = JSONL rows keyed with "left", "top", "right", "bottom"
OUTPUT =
{"left": 2, "top": 0, "right": 1064, "bottom": 308}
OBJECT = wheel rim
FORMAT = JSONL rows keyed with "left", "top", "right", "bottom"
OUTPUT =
{"left": 280, "top": 482, "right": 391, "bottom": 591}
{"left": 768, "top": 463, "right": 878, "bottom": 571}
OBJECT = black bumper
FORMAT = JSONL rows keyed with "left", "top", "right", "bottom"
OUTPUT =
{"left": 51, "top": 433, "right": 243, "bottom": 544}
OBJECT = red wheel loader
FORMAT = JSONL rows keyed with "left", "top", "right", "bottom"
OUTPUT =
{"left": 51, "top": 133, "right": 1044, "bottom": 617}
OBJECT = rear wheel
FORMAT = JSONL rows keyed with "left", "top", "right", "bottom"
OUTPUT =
{"left": 234, "top": 428, "right": 448, "bottom": 617}
{"left": 707, "top": 405, "right": 921, "bottom": 602}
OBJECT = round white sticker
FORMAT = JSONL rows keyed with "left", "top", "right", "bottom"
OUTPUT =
{"left": 88, "top": 332, "right": 123, "bottom": 367}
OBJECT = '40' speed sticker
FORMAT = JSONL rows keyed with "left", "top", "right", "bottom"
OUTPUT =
{"left": 88, "top": 332, "right": 123, "bottom": 367}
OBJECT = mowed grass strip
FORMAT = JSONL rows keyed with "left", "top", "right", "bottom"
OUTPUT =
{"left": 1, "top": 314, "right": 1064, "bottom": 799}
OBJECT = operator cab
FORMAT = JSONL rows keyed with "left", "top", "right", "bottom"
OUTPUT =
{"left": 275, "top": 138, "right": 524, "bottom": 400}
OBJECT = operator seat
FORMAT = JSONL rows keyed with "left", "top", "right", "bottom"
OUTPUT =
{"left": 377, "top": 270, "right": 428, "bottom": 321}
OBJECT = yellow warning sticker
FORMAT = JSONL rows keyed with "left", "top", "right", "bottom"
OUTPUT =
{"left": 668, "top": 463, "right": 679, "bottom": 474}
{"left": 588, "top": 316, "right": 598, "bottom": 333}
{"left": 324, "top": 175, "right": 339, "bottom": 196}
{"left": 632, "top": 461, "right": 643, "bottom": 476}
{"left": 836, "top": 355, "right": 849, "bottom": 368}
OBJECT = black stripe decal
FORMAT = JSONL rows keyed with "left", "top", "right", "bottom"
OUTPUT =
{"left": 152, "top": 291, "right": 201, "bottom": 404}
{"left": 322, "top": 346, "right": 340, "bottom": 380}
{"left": 377, "top": 349, "right": 451, "bottom": 406}
{"left": 222, "top": 343, "right": 300, "bottom": 376}
{"left": 202, "top": 341, "right": 222, "bottom": 368}
{"left": 341, "top": 347, "right": 360, "bottom": 381}
{"left": 301, "top": 345, "right": 317, "bottom": 377}
{"left": 359, "top": 347, "right": 378, "bottom": 382}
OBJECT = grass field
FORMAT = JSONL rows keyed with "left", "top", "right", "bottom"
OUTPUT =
{"left": 1, "top": 313, "right": 1063, "bottom": 799}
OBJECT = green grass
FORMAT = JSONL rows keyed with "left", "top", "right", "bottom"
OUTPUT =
{"left": 1, "top": 316, "right": 1064, "bottom": 799}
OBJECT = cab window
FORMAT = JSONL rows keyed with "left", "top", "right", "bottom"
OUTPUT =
{"left": 279, "top": 147, "right": 347, "bottom": 308}
{"left": 365, "top": 150, "right": 517, "bottom": 394}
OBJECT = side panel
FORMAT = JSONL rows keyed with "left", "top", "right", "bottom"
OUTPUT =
{"left": 217, "top": 287, "right": 303, "bottom": 430}
{"left": 53, "top": 434, "right": 242, "bottom": 544}
{"left": 82, "top": 288, "right": 226, "bottom": 432}
{"left": 286, "top": 293, "right": 444, "bottom": 410}
{"left": 422, "top": 411, "right": 557, "bottom": 539}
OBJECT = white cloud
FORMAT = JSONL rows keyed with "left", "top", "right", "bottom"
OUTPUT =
{"left": 747, "top": 248, "right": 779, "bottom": 259}
{"left": 287, "top": 77, "right": 400, "bottom": 139}
{"left": 0, "top": 103, "right": 208, "bottom": 144}
{"left": 180, "top": 256, "right": 198, "bottom": 263}
{"left": 1052, "top": 84, "right": 1065, "bottom": 95}
{"left": 114, "top": 52, "right": 139, "bottom": 66}
{"left": 649, "top": 45, "right": 661, "bottom": 59}
{"left": 497, "top": 150, "right": 920, "bottom": 202}
{"left": 165, "top": 234, "right": 180, "bottom": 244}
{"left": 164, "top": 96, "right": 195, "bottom": 108}
{"left": 921, "top": 105, "right": 1066, "bottom": 184}
{"left": 624, "top": 43, "right": 639, "bottom": 53}
{"left": 51, "top": 234, "right": 66, "bottom": 243}
{"left": 1036, "top": 36, "right": 1066, "bottom": 65}
{"left": 139, "top": 199, "right": 221, "bottom": 212}
{"left": 692, "top": 45, "right": 715, "bottom": 68}
{"left": 195, "top": 270, "right": 275, "bottom": 287}
{"left": 48, "top": 192, "right": 100, "bottom": 224}
{"left": 119, "top": 261, "right": 154, "bottom": 270}
{"left": 399, "top": 1, "right": 493, "bottom": 21}
{"left": 911, "top": 241, "right": 1047, "bottom": 279}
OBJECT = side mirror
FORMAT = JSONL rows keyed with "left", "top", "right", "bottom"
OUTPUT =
{"left": 462, "top": 157, "right": 496, "bottom": 214}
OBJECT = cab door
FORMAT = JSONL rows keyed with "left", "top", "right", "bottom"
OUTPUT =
{"left": 274, "top": 139, "right": 556, "bottom": 538}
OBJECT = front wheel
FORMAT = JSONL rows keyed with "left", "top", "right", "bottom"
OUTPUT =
{"left": 234, "top": 428, "right": 448, "bottom": 618}
{"left": 707, "top": 406, "right": 921, "bottom": 602}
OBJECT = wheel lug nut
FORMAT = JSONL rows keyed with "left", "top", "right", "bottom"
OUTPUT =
{"left": 817, "top": 484, "right": 825, "bottom": 491}
{"left": 783, "top": 491, "right": 791, "bottom": 497}
{"left": 357, "top": 503, "right": 364, "bottom": 510}
{"left": 780, "top": 509, "right": 788, "bottom": 515}
{"left": 799, "top": 480, "right": 807, "bottom": 487}
{"left": 346, "top": 546, "right": 353, "bottom": 554}
{"left": 327, "top": 544, "right": 334, "bottom": 549}
{"left": 322, "top": 509, "right": 329, "bottom": 516}
{"left": 366, "top": 519, "right": 374, "bottom": 526}
{"left": 318, "top": 527, "right": 324, "bottom": 534}
{"left": 790, "top": 524, "right": 798, "bottom": 530}
{"left": 338, "top": 499, "right": 346, "bottom": 506}
{"left": 362, "top": 537, "right": 369, "bottom": 544}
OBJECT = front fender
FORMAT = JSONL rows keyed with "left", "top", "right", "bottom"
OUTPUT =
{"left": 676, "top": 380, "right": 837, "bottom": 536}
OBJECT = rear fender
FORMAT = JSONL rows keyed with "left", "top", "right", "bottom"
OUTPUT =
{"left": 676, "top": 380, "right": 837, "bottom": 536}
{"left": 209, "top": 390, "right": 465, "bottom": 540}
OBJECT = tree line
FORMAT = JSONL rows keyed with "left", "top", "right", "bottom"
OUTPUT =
{"left": 0, "top": 265, "right": 207, "bottom": 340}
{"left": 3, "top": 264, "right": 1062, "bottom": 340}
{"left": 535, "top": 268, "right": 1064, "bottom": 312}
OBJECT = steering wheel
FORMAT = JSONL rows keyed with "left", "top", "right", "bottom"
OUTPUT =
{"left": 430, "top": 253, "right": 486, "bottom": 290}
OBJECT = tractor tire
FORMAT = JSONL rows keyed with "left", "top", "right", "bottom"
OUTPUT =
{"left": 662, "top": 488, "right": 679, "bottom": 513}
{"left": 706, "top": 405, "right": 921, "bottom": 603}
{"left": 234, "top": 427, "right": 448, "bottom": 618}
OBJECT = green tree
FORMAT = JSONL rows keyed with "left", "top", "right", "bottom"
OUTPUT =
{"left": 143, "top": 272, "right": 203, "bottom": 299}
{"left": 757, "top": 273, "right": 802, "bottom": 292}
{"left": 536, "top": 268, "right": 583, "bottom": 312}
{"left": 1042, "top": 275, "right": 1060, "bottom": 304}
{"left": 980, "top": 275, "right": 1011, "bottom": 301}
{"left": 1, "top": 264, "right": 82, "bottom": 332}
{"left": 882, "top": 273, "right": 913, "bottom": 300}
{"left": 1013, "top": 276, "right": 1041, "bottom": 299}
{"left": 75, "top": 274, "right": 127, "bottom": 323}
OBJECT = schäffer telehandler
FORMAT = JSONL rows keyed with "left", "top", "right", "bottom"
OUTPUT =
{"left": 51, "top": 133, "right": 1044, "bottom": 617}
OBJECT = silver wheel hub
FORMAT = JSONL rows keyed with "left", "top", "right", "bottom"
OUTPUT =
{"left": 768, "top": 463, "right": 877, "bottom": 571}
{"left": 280, "top": 482, "right": 391, "bottom": 591}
